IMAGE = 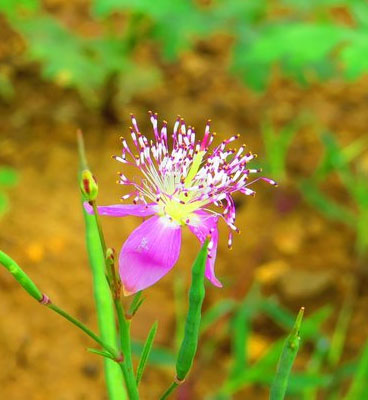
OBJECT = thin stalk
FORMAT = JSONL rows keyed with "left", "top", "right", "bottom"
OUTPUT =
{"left": 159, "top": 382, "right": 179, "bottom": 400}
{"left": 115, "top": 299, "right": 139, "bottom": 400}
{"left": 47, "top": 302, "right": 118, "bottom": 358}
{"left": 92, "top": 201, "right": 108, "bottom": 254}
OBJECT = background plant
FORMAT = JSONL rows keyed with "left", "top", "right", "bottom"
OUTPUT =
{"left": 2, "top": 0, "right": 368, "bottom": 109}
{"left": 299, "top": 132, "right": 368, "bottom": 256}
{"left": 0, "top": 166, "right": 18, "bottom": 218}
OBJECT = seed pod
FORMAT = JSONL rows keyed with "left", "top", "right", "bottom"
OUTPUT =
{"left": 0, "top": 251, "right": 43, "bottom": 302}
{"left": 176, "top": 239, "right": 209, "bottom": 381}
{"left": 80, "top": 169, "right": 98, "bottom": 201}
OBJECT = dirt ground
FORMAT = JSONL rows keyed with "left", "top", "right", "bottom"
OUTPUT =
{"left": 1, "top": 8, "right": 368, "bottom": 400}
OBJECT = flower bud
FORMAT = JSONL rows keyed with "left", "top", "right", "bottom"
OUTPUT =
{"left": 106, "top": 248, "right": 116, "bottom": 263}
{"left": 80, "top": 169, "right": 98, "bottom": 201}
{"left": 0, "top": 251, "right": 43, "bottom": 302}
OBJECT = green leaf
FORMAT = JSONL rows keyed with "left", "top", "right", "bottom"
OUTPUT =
{"left": 222, "top": 306, "right": 330, "bottom": 395}
{"left": 261, "top": 299, "right": 332, "bottom": 341}
{"left": 234, "top": 23, "right": 345, "bottom": 89}
{"left": 341, "top": 30, "right": 368, "bottom": 80}
{"left": 201, "top": 299, "right": 236, "bottom": 335}
{"left": 136, "top": 321, "right": 158, "bottom": 385}
{"left": 230, "top": 285, "right": 261, "bottom": 377}
{"left": 0, "top": 167, "right": 18, "bottom": 186}
{"left": 131, "top": 341, "right": 175, "bottom": 366}
{"left": 0, "top": 0, "right": 39, "bottom": 19}
{"left": 128, "top": 291, "right": 144, "bottom": 317}
{"left": 0, "top": 194, "right": 9, "bottom": 215}
{"left": 299, "top": 179, "right": 356, "bottom": 226}
{"left": 270, "top": 307, "right": 304, "bottom": 400}
{"left": 88, "top": 347, "right": 116, "bottom": 360}
{"left": 345, "top": 341, "right": 368, "bottom": 400}
{"left": 261, "top": 121, "right": 298, "bottom": 181}
{"left": 13, "top": 17, "right": 127, "bottom": 105}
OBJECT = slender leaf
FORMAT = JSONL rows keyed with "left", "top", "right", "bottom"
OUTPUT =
{"left": 136, "top": 321, "right": 158, "bottom": 385}
{"left": 345, "top": 341, "right": 368, "bottom": 400}
{"left": 270, "top": 307, "right": 304, "bottom": 400}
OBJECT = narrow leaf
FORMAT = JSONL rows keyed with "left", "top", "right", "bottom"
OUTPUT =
{"left": 128, "top": 291, "right": 144, "bottom": 316}
{"left": 200, "top": 299, "right": 236, "bottom": 334}
{"left": 136, "top": 321, "right": 158, "bottom": 385}
{"left": 270, "top": 307, "right": 304, "bottom": 400}
{"left": 88, "top": 347, "right": 115, "bottom": 361}
{"left": 131, "top": 341, "right": 175, "bottom": 367}
{"left": 345, "top": 341, "right": 368, "bottom": 400}
{"left": 230, "top": 284, "right": 261, "bottom": 378}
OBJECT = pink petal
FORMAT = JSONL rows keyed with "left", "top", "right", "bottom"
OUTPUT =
{"left": 188, "top": 211, "right": 222, "bottom": 287}
{"left": 119, "top": 216, "right": 182, "bottom": 295}
{"left": 84, "top": 202, "right": 158, "bottom": 217}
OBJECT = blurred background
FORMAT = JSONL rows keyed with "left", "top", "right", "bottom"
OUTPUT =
{"left": 1, "top": 1, "right": 368, "bottom": 399}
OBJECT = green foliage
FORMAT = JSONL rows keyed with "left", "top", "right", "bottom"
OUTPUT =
{"left": 261, "top": 121, "right": 299, "bottom": 182}
{"left": 3, "top": 1, "right": 368, "bottom": 104}
{"left": 270, "top": 308, "right": 304, "bottom": 400}
{"left": 299, "top": 132, "right": 368, "bottom": 255}
{"left": 136, "top": 321, "right": 158, "bottom": 385}
{"left": 149, "top": 283, "right": 365, "bottom": 399}
{"left": 345, "top": 341, "right": 368, "bottom": 399}
{"left": 0, "top": 167, "right": 18, "bottom": 217}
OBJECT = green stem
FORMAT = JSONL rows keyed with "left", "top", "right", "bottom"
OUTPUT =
{"left": 92, "top": 201, "right": 108, "bottom": 254}
{"left": 90, "top": 196, "right": 139, "bottom": 399}
{"left": 78, "top": 132, "right": 127, "bottom": 400}
{"left": 115, "top": 299, "right": 139, "bottom": 400}
{"left": 47, "top": 302, "right": 118, "bottom": 358}
{"left": 159, "top": 382, "right": 179, "bottom": 400}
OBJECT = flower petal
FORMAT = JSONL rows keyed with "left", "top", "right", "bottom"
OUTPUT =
{"left": 188, "top": 211, "right": 222, "bottom": 287}
{"left": 119, "top": 216, "right": 182, "bottom": 295}
{"left": 84, "top": 202, "right": 158, "bottom": 217}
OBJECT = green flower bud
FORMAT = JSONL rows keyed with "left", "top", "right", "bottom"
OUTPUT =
{"left": 0, "top": 251, "right": 43, "bottom": 302}
{"left": 80, "top": 169, "right": 98, "bottom": 201}
{"left": 175, "top": 239, "right": 209, "bottom": 381}
{"left": 105, "top": 248, "right": 116, "bottom": 262}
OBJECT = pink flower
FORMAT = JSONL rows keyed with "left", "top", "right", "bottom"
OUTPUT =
{"left": 85, "top": 113, "right": 276, "bottom": 295}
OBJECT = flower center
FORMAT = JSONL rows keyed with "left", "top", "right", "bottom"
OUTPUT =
{"left": 159, "top": 151, "right": 206, "bottom": 224}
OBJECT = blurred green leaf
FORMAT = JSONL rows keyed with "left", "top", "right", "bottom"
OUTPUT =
{"left": 132, "top": 342, "right": 175, "bottom": 367}
{"left": 0, "top": 194, "right": 8, "bottom": 215}
{"left": 0, "top": 0, "right": 39, "bottom": 19}
{"left": 345, "top": 341, "right": 368, "bottom": 400}
{"left": 233, "top": 23, "right": 344, "bottom": 89}
{"left": 0, "top": 167, "right": 18, "bottom": 186}
{"left": 261, "top": 121, "right": 298, "bottom": 181}
{"left": 230, "top": 285, "right": 261, "bottom": 377}
{"left": 201, "top": 299, "right": 237, "bottom": 335}
{"left": 299, "top": 179, "right": 356, "bottom": 226}
{"left": 13, "top": 17, "right": 128, "bottom": 105}
{"left": 341, "top": 30, "right": 368, "bottom": 80}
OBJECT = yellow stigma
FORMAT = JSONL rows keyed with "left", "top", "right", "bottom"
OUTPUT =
{"left": 184, "top": 151, "right": 205, "bottom": 188}
{"left": 163, "top": 201, "right": 193, "bottom": 224}
{"left": 158, "top": 151, "right": 205, "bottom": 224}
